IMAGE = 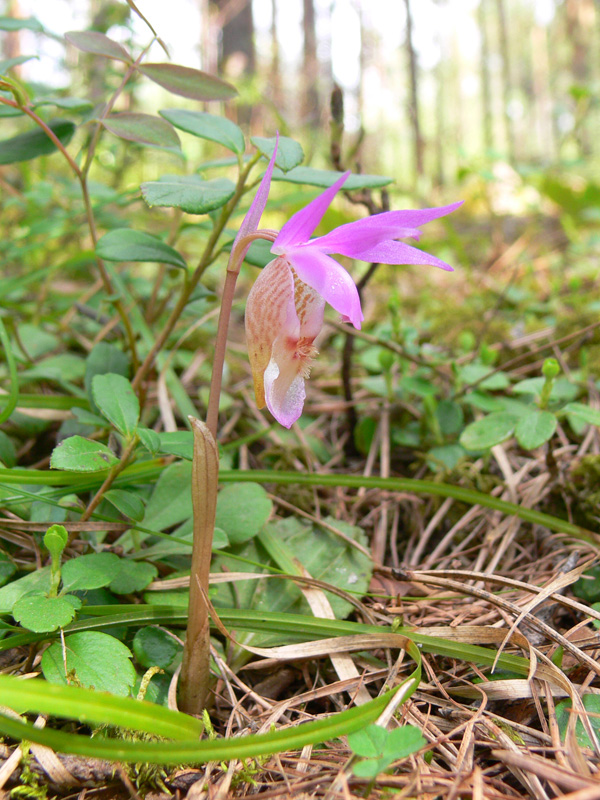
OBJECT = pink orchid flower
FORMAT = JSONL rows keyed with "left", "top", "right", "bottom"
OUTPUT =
{"left": 241, "top": 150, "right": 461, "bottom": 428}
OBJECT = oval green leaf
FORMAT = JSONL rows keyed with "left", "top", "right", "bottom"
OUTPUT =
{"left": 138, "top": 63, "right": 237, "bottom": 101}
{"left": 104, "top": 488, "right": 145, "bottom": 522}
{"left": 0, "top": 120, "right": 75, "bottom": 165}
{"left": 65, "top": 30, "right": 131, "bottom": 62}
{"left": 96, "top": 229, "right": 187, "bottom": 269}
{"left": 42, "top": 632, "right": 136, "bottom": 696}
{"left": 515, "top": 408, "right": 557, "bottom": 450}
{"left": 13, "top": 595, "right": 78, "bottom": 633}
{"left": 562, "top": 402, "right": 600, "bottom": 427}
{"left": 251, "top": 135, "right": 304, "bottom": 172}
{"left": 459, "top": 412, "right": 518, "bottom": 451}
{"left": 50, "top": 436, "right": 119, "bottom": 472}
{"left": 160, "top": 109, "right": 244, "bottom": 154}
{"left": 92, "top": 373, "right": 139, "bottom": 437}
{"left": 141, "top": 176, "right": 235, "bottom": 214}
{"left": 101, "top": 113, "right": 181, "bottom": 149}
{"left": 215, "top": 483, "right": 272, "bottom": 545}
{"left": 62, "top": 553, "right": 122, "bottom": 592}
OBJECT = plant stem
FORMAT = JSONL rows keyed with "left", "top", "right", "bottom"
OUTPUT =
{"left": 0, "top": 316, "right": 19, "bottom": 425}
{"left": 179, "top": 418, "right": 219, "bottom": 715}
{"left": 205, "top": 230, "right": 277, "bottom": 437}
{"left": 131, "top": 154, "right": 262, "bottom": 394}
{"left": 79, "top": 437, "right": 139, "bottom": 525}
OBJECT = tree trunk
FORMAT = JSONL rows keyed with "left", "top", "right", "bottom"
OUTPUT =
{"left": 302, "top": 0, "right": 320, "bottom": 125}
{"left": 478, "top": 0, "right": 493, "bottom": 154}
{"left": 212, "top": 0, "right": 255, "bottom": 76}
{"left": 269, "top": 0, "right": 283, "bottom": 108}
{"left": 402, "top": 0, "right": 424, "bottom": 179}
{"left": 495, "top": 0, "right": 515, "bottom": 161}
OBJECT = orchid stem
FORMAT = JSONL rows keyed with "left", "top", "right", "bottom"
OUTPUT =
{"left": 205, "top": 231, "right": 277, "bottom": 438}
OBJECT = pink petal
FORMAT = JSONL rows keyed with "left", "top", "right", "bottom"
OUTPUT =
{"left": 232, "top": 134, "right": 279, "bottom": 259}
{"left": 264, "top": 356, "right": 307, "bottom": 428}
{"left": 311, "top": 201, "right": 463, "bottom": 257}
{"left": 245, "top": 256, "right": 297, "bottom": 409}
{"left": 273, "top": 171, "right": 350, "bottom": 251}
{"left": 356, "top": 240, "right": 454, "bottom": 270}
{"left": 287, "top": 247, "right": 364, "bottom": 329}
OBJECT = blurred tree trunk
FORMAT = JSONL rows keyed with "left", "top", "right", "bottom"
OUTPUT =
{"left": 212, "top": 0, "right": 255, "bottom": 75}
{"left": 478, "top": 0, "right": 493, "bottom": 154}
{"left": 565, "top": 0, "right": 594, "bottom": 155}
{"left": 302, "top": 0, "right": 320, "bottom": 124}
{"left": 3, "top": 0, "right": 21, "bottom": 67}
{"left": 269, "top": 0, "right": 283, "bottom": 108}
{"left": 495, "top": 0, "right": 515, "bottom": 161}
{"left": 402, "top": 0, "right": 424, "bottom": 178}
{"left": 434, "top": 38, "right": 445, "bottom": 186}
{"left": 531, "top": 23, "right": 554, "bottom": 161}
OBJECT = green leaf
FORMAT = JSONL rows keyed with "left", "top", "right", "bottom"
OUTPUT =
{"left": 350, "top": 725, "right": 425, "bottom": 777}
{"left": 0, "top": 554, "right": 16, "bottom": 588}
{"left": 435, "top": 400, "right": 464, "bottom": 436}
{"left": 62, "top": 553, "right": 122, "bottom": 592}
{"left": 459, "top": 413, "right": 518, "bottom": 451}
{"left": 0, "top": 120, "right": 75, "bottom": 165}
{"left": 109, "top": 561, "right": 158, "bottom": 595}
{"left": 42, "top": 632, "right": 136, "bottom": 696}
{"left": 92, "top": 373, "right": 139, "bottom": 437}
{"left": 556, "top": 694, "right": 600, "bottom": 748}
{"left": 0, "top": 16, "right": 43, "bottom": 32}
{"left": 427, "top": 444, "right": 466, "bottom": 471}
{"left": 96, "top": 228, "right": 187, "bottom": 269}
{"left": 50, "top": 436, "right": 119, "bottom": 472}
{"left": 562, "top": 402, "right": 600, "bottom": 427}
{"left": 251, "top": 135, "right": 304, "bottom": 172}
{"left": 138, "top": 63, "right": 237, "bottom": 101}
{"left": 157, "top": 431, "right": 194, "bottom": 460}
{"left": 0, "top": 55, "right": 38, "bottom": 72}
{"left": 271, "top": 166, "right": 393, "bottom": 190}
{"left": 12, "top": 594, "right": 80, "bottom": 633}
{"left": 160, "top": 109, "right": 244, "bottom": 154}
{"left": 101, "top": 113, "right": 181, "bottom": 149}
{"left": 459, "top": 364, "right": 510, "bottom": 390}
{"left": 0, "top": 430, "right": 16, "bottom": 467}
{"left": 32, "top": 96, "right": 94, "bottom": 112}
{"left": 215, "top": 483, "right": 272, "bottom": 545}
{"left": 85, "top": 342, "right": 130, "bottom": 407}
{"left": 0, "top": 568, "right": 51, "bottom": 614}
{"left": 573, "top": 566, "right": 600, "bottom": 604}
{"left": 348, "top": 723, "right": 387, "bottom": 758}
{"left": 515, "top": 409, "right": 557, "bottom": 450}
{"left": 65, "top": 30, "right": 131, "bottom": 62}
{"left": 137, "top": 427, "right": 161, "bottom": 454}
{"left": 104, "top": 489, "right": 145, "bottom": 522}
{"left": 132, "top": 627, "right": 179, "bottom": 669}
{"left": 0, "top": 674, "right": 202, "bottom": 739}
{"left": 141, "top": 176, "right": 235, "bottom": 214}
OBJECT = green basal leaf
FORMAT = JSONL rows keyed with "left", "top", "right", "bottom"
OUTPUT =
{"left": 215, "top": 483, "right": 272, "bottom": 545}
{"left": 109, "top": 561, "right": 158, "bottom": 595}
{"left": 515, "top": 408, "right": 557, "bottom": 450}
{"left": 562, "top": 402, "right": 600, "bottom": 427}
{"left": 459, "top": 412, "right": 518, "bottom": 451}
{"left": 12, "top": 594, "right": 80, "bottom": 633}
{"left": 61, "top": 553, "right": 122, "bottom": 592}
{"left": 96, "top": 228, "right": 187, "bottom": 268}
{"left": 85, "top": 342, "right": 130, "bottom": 408}
{"left": 0, "top": 16, "right": 43, "bottom": 32}
{"left": 132, "top": 626, "right": 180, "bottom": 669}
{"left": 42, "top": 631, "right": 136, "bottom": 696}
